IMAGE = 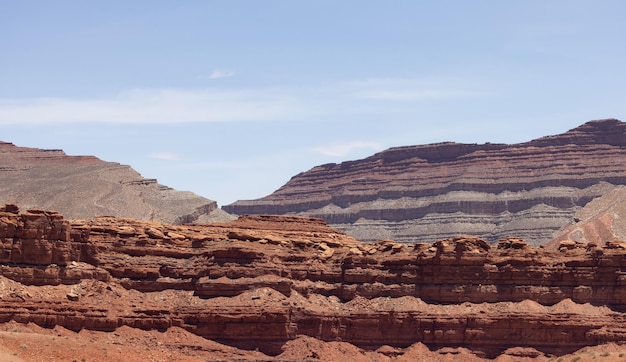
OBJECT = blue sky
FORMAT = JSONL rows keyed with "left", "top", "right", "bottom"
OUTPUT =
{"left": 2, "top": 1, "right": 626, "bottom": 206}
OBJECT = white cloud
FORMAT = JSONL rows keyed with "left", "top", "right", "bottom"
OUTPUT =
{"left": 0, "top": 88, "right": 306, "bottom": 125}
{"left": 311, "top": 141, "right": 384, "bottom": 157}
{"left": 208, "top": 69, "right": 236, "bottom": 79}
{"left": 148, "top": 152, "right": 180, "bottom": 161}
{"left": 346, "top": 77, "right": 487, "bottom": 101}
{"left": 0, "top": 77, "right": 489, "bottom": 126}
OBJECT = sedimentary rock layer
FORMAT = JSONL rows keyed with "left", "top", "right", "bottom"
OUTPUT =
{"left": 548, "top": 185, "right": 626, "bottom": 251}
{"left": 224, "top": 119, "right": 626, "bottom": 245}
{"left": 0, "top": 141, "right": 227, "bottom": 224}
{"left": 2, "top": 205, "right": 626, "bottom": 358}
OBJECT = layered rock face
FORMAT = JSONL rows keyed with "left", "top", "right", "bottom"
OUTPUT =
{"left": 224, "top": 119, "right": 626, "bottom": 246}
{"left": 0, "top": 142, "right": 228, "bottom": 224}
{"left": 547, "top": 185, "right": 626, "bottom": 250}
{"left": 3, "top": 205, "right": 626, "bottom": 359}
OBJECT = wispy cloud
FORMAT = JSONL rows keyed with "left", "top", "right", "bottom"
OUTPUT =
{"left": 148, "top": 152, "right": 180, "bottom": 161}
{"left": 346, "top": 77, "right": 487, "bottom": 101}
{"left": 0, "top": 77, "right": 489, "bottom": 126}
{"left": 0, "top": 88, "right": 305, "bottom": 125}
{"left": 311, "top": 140, "right": 384, "bottom": 157}
{"left": 208, "top": 69, "right": 236, "bottom": 79}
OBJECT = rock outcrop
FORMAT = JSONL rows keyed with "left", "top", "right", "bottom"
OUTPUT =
{"left": 3, "top": 205, "right": 626, "bottom": 359}
{"left": 0, "top": 141, "right": 229, "bottom": 224}
{"left": 547, "top": 184, "right": 626, "bottom": 250}
{"left": 224, "top": 118, "right": 626, "bottom": 246}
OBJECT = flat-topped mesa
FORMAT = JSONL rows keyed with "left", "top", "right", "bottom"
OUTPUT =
{"left": 224, "top": 119, "right": 626, "bottom": 245}
{"left": 0, "top": 141, "right": 228, "bottom": 224}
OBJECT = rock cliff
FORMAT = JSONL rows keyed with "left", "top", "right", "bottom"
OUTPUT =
{"left": 0, "top": 141, "right": 229, "bottom": 224}
{"left": 224, "top": 118, "right": 626, "bottom": 246}
{"left": 3, "top": 205, "right": 626, "bottom": 359}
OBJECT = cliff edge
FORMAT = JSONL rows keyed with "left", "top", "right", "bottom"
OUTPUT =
{"left": 1, "top": 204, "right": 626, "bottom": 359}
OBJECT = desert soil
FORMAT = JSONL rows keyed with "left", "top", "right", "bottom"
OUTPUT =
{"left": 0, "top": 321, "right": 625, "bottom": 362}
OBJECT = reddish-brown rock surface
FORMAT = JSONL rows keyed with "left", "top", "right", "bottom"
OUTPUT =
{"left": 2, "top": 204, "right": 626, "bottom": 360}
{"left": 0, "top": 141, "right": 232, "bottom": 224}
{"left": 548, "top": 185, "right": 626, "bottom": 251}
{"left": 224, "top": 119, "right": 626, "bottom": 246}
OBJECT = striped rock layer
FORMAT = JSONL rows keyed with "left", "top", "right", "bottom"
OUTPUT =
{"left": 224, "top": 119, "right": 626, "bottom": 246}
{"left": 3, "top": 206, "right": 626, "bottom": 359}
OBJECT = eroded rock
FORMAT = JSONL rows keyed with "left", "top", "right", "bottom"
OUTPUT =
{"left": 1, "top": 206, "right": 626, "bottom": 358}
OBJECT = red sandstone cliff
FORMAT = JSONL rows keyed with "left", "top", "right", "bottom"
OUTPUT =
{"left": 0, "top": 141, "right": 231, "bottom": 224}
{"left": 2, "top": 204, "right": 626, "bottom": 360}
{"left": 224, "top": 119, "right": 626, "bottom": 246}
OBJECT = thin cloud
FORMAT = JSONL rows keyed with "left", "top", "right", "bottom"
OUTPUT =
{"left": 346, "top": 77, "right": 488, "bottom": 101}
{"left": 0, "top": 77, "right": 489, "bottom": 126}
{"left": 148, "top": 152, "right": 180, "bottom": 161}
{"left": 209, "top": 69, "right": 236, "bottom": 79}
{"left": 311, "top": 141, "right": 384, "bottom": 157}
{"left": 0, "top": 88, "right": 305, "bottom": 125}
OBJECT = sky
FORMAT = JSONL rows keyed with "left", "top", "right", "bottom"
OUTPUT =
{"left": 2, "top": 1, "right": 626, "bottom": 207}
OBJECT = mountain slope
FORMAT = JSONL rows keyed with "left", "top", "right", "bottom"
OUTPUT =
{"left": 0, "top": 141, "right": 231, "bottom": 224}
{"left": 547, "top": 185, "right": 626, "bottom": 250}
{"left": 224, "top": 119, "right": 626, "bottom": 245}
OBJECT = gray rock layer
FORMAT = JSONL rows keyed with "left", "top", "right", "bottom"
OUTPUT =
{"left": 224, "top": 119, "right": 626, "bottom": 245}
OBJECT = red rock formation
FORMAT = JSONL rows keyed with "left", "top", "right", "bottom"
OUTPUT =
{"left": 2, "top": 205, "right": 626, "bottom": 359}
{"left": 224, "top": 119, "right": 626, "bottom": 246}
{"left": 548, "top": 185, "right": 626, "bottom": 251}
{"left": 0, "top": 141, "right": 231, "bottom": 224}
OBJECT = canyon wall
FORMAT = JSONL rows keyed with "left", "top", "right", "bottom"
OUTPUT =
{"left": 0, "top": 142, "right": 229, "bottom": 224}
{"left": 2, "top": 205, "right": 626, "bottom": 358}
{"left": 224, "top": 119, "right": 626, "bottom": 245}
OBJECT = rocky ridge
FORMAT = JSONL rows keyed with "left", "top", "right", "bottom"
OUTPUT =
{"left": 2, "top": 204, "right": 626, "bottom": 359}
{"left": 0, "top": 141, "right": 230, "bottom": 224}
{"left": 224, "top": 119, "right": 626, "bottom": 246}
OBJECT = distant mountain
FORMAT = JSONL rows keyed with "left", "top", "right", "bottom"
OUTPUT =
{"left": 224, "top": 119, "right": 626, "bottom": 246}
{"left": 0, "top": 141, "right": 233, "bottom": 224}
